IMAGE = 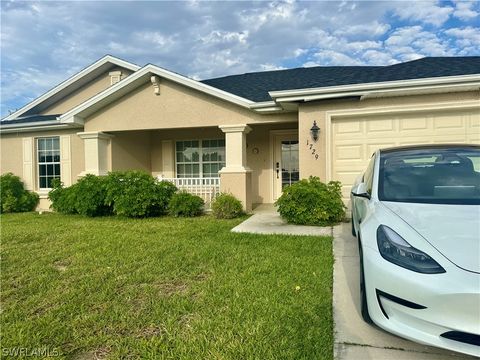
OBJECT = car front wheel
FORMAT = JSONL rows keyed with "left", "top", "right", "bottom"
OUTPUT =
{"left": 359, "top": 242, "right": 373, "bottom": 324}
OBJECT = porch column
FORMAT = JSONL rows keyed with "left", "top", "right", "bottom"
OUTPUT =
{"left": 218, "top": 124, "right": 252, "bottom": 212}
{"left": 77, "top": 131, "right": 114, "bottom": 176}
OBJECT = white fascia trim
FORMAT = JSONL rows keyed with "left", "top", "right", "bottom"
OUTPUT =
{"left": 3, "top": 55, "right": 141, "bottom": 121}
{"left": 249, "top": 101, "right": 284, "bottom": 112}
{"left": 144, "top": 64, "right": 254, "bottom": 108}
{"left": 359, "top": 83, "right": 480, "bottom": 100}
{"left": 1, "top": 120, "right": 61, "bottom": 128}
{"left": 0, "top": 123, "right": 77, "bottom": 134}
{"left": 269, "top": 74, "right": 480, "bottom": 102}
{"left": 60, "top": 64, "right": 257, "bottom": 124}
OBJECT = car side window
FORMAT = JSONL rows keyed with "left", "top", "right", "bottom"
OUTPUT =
{"left": 363, "top": 154, "right": 375, "bottom": 194}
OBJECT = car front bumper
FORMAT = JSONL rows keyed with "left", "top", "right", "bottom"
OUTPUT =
{"left": 363, "top": 245, "right": 480, "bottom": 357}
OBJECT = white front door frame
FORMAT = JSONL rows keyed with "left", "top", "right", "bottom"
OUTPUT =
{"left": 270, "top": 129, "right": 299, "bottom": 202}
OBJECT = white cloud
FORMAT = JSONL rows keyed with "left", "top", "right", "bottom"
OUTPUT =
{"left": 260, "top": 63, "right": 287, "bottom": 71}
{"left": 201, "top": 30, "right": 249, "bottom": 45}
{"left": 362, "top": 50, "right": 399, "bottom": 65}
{"left": 445, "top": 26, "right": 480, "bottom": 49}
{"left": 313, "top": 50, "right": 363, "bottom": 66}
{"left": 385, "top": 26, "right": 424, "bottom": 47}
{"left": 394, "top": 1, "right": 454, "bottom": 26}
{"left": 293, "top": 48, "right": 308, "bottom": 57}
{"left": 334, "top": 21, "right": 391, "bottom": 37}
{"left": 453, "top": 1, "right": 479, "bottom": 20}
{"left": 1, "top": 0, "right": 478, "bottom": 116}
{"left": 384, "top": 25, "right": 453, "bottom": 58}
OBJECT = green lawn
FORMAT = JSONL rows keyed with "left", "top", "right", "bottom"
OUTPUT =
{"left": 1, "top": 213, "right": 333, "bottom": 360}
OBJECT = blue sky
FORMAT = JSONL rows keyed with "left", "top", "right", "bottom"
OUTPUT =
{"left": 1, "top": 0, "right": 479, "bottom": 117}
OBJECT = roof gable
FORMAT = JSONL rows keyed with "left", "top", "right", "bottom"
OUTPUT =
{"left": 3, "top": 55, "right": 140, "bottom": 121}
{"left": 59, "top": 64, "right": 258, "bottom": 124}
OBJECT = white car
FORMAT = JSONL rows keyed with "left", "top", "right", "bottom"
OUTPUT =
{"left": 350, "top": 144, "right": 480, "bottom": 357}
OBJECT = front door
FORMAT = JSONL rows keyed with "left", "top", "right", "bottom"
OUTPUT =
{"left": 273, "top": 132, "right": 299, "bottom": 200}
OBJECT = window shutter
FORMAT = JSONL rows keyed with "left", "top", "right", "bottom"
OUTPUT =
{"left": 22, "top": 137, "right": 34, "bottom": 190}
{"left": 60, "top": 135, "right": 72, "bottom": 186}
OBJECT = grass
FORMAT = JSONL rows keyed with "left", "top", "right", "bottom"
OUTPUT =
{"left": 1, "top": 213, "right": 333, "bottom": 359}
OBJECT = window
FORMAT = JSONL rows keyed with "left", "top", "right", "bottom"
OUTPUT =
{"left": 363, "top": 154, "right": 376, "bottom": 194}
{"left": 379, "top": 147, "right": 480, "bottom": 205}
{"left": 37, "top": 137, "right": 61, "bottom": 189}
{"left": 175, "top": 139, "right": 225, "bottom": 178}
{"left": 281, "top": 140, "right": 299, "bottom": 190}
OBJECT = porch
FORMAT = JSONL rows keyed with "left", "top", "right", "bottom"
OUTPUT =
{"left": 159, "top": 176, "right": 220, "bottom": 210}
{"left": 76, "top": 122, "right": 298, "bottom": 211}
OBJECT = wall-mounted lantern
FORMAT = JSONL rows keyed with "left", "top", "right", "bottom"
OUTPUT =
{"left": 310, "top": 121, "right": 320, "bottom": 142}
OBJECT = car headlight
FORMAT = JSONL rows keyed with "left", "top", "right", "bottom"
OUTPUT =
{"left": 377, "top": 225, "right": 445, "bottom": 274}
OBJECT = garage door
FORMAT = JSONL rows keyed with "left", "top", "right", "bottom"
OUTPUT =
{"left": 331, "top": 109, "right": 480, "bottom": 202}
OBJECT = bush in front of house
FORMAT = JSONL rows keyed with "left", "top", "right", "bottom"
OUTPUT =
{"left": 0, "top": 173, "right": 39, "bottom": 213}
{"left": 49, "top": 176, "right": 112, "bottom": 216}
{"left": 73, "top": 175, "right": 112, "bottom": 216}
{"left": 211, "top": 193, "right": 243, "bottom": 219}
{"left": 49, "top": 179, "right": 77, "bottom": 214}
{"left": 104, "top": 171, "right": 177, "bottom": 218}
{"left": 275, "top": 176, "right": 346, "bottom": 226}
{"left": 168, "top": 191, "right": 204, "bottom": 217}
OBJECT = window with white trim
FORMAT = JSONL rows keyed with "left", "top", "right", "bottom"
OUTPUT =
{"left": 175, "top": 139, "right": 225, "bottom": 178}
{"left": 37, "top": 137, "right": 61, "bottom": 189}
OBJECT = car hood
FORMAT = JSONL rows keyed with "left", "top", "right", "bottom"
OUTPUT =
{"left": 383, "top": 202, "right": 480, "bottom": 274}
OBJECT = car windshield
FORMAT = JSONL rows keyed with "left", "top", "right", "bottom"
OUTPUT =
{"left": 379, "top": 147, "right": 480, "bottom": 205}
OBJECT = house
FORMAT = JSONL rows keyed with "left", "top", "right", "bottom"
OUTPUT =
{"left": 1, "top": 55, "right": 479, "bottom": 212}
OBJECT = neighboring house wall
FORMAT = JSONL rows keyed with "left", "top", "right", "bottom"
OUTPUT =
{"left": 40, "top": 67, "right": 134, "bottom": 115}
{"left": 299, "top": 90, "right": 480, "bottom": 202}
{"left": 83, "top": 79, "right": 297, "bottom": 132}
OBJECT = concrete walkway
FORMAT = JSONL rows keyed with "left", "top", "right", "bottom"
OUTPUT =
{"left": 231, "top": 204, "right": 332, "bottom": 236}
{"left": 333, "top": 222, "right": 475, "bottom": 360}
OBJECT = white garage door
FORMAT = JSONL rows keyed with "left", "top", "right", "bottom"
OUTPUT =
{"left": 331, "top": 108, "right": 480, "bottom": 201}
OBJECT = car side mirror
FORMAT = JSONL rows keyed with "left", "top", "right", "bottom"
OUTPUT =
{"left": 351, "top": 182, "right": 371, "bottom": 199}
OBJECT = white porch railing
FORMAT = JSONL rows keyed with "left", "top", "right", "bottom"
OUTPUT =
{"left": 158, "top": 177, "right": 221, "bottom": 210}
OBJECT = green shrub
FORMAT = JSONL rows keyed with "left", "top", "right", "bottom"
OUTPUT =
{"left": 168, "top": 191, "right": 204, "bottom": 217}
{"left": 0, "top": 173, "right": 39, "bottom": 213}
{"left": 49, "top": 171, "right": 176, "bottom": 218}
{"left": 211, "top": 193, "right": 243, "bottom": 219}
{"left": 275, "top": 177, "right": 346, "bottom": 226}
{"left": 48, "top": 179, "right": 77, "bottom": 214}
{"left": 104, "top": 171, "right": 177, "bottom": 218}
{"left": 72, "top": 175, "right": 112, "bottom": 216}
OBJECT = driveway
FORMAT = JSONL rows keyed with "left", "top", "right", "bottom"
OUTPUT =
{"left": 333, "top": 222, "right": 475, "bottom": 360}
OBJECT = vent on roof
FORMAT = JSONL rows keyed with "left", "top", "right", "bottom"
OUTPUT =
{"left": 109, "top": 70, "right": 123, "bottom": 85}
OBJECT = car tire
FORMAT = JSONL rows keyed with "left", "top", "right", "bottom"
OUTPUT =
{"left": 359, "top": 242, "right": 373, "bottom": 324}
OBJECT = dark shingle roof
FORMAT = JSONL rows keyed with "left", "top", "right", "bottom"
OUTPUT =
{"left": 1, "top": 114, "right": 60, "bottom": 125}
{"left": 201, "top": 57, "right": 480, "bottom": 102}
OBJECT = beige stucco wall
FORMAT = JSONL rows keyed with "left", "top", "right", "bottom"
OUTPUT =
{"left": 41, "top": 67, "right": 134, "bottom": 115}
{"left": 299, "top": 91, "right": 480, "bottom": 183}
{"left": 111, "top": 130, "right": 151, "bottom": 172}
{"left": 84, "top": 79, "right": 297, "bottom": 132}
{"left": 247, "top": 123, "right": 298, "bottom": 204}
{"left": 0, "top": 128, "right": 85, "bottom": 190}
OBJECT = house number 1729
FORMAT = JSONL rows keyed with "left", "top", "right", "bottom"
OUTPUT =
{"left": 306, "top": 139, "right": 319, "bottom": 160}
